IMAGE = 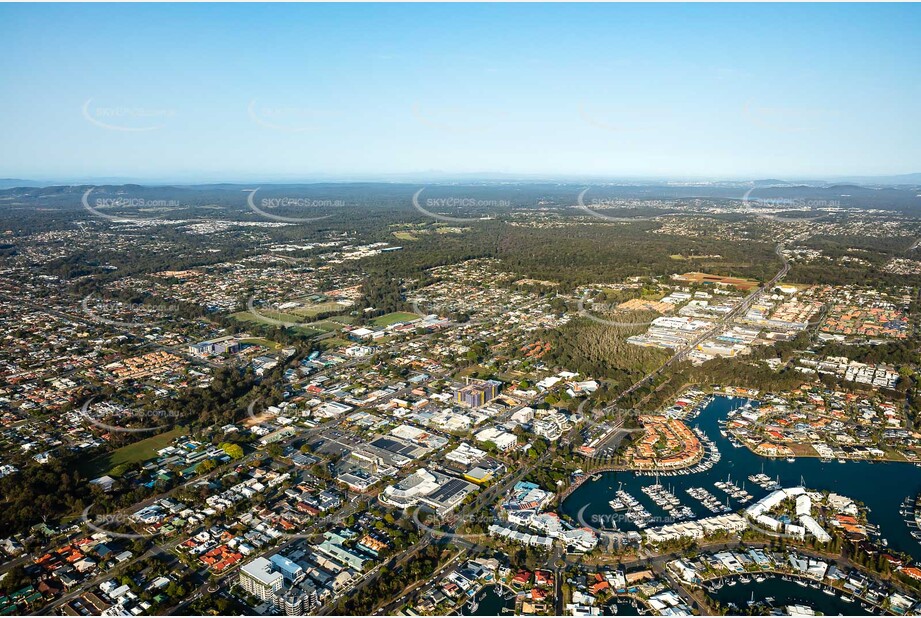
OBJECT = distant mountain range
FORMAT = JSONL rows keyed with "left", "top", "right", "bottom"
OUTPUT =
{"left": 2, "top": 172, "right": 920, "bottom": 190}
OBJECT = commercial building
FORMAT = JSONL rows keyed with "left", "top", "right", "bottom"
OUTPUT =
{"left": 379, "top": 468, "right": 477, "bottom": 516}
{"left": 239, "top": 557, "right": 283, "bottom": 602}
{"left": 269, "top": 554, "right": 304, "bottom": 582}
{"left": 188, "top": 336, "right": 240, "bottom": 357}
{"left": 474, "top": 427, "right": 518, "bottom": 452}
{"left": 455, "top": 379, "right": 501, "bottom": 408}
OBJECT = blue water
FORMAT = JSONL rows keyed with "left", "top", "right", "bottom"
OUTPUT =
{"left": 712, "top": 577, "right": 871, "bottom": 615}
{"left": 462, "top": 584, "right": 515, "bottom": 616}
{"left": 561, "top": 395, "right": 921, "bottom": 560}
{"left": 608, "top": 599, "right": 642, "bottom": 615}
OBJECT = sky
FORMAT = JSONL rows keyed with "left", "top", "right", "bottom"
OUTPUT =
{"left": 1, "top": 3, "right": 919, "bottom": 182}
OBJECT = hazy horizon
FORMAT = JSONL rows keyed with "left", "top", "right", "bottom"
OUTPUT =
{"left": 2, "top": 3, "right": 920, "bottom": 180}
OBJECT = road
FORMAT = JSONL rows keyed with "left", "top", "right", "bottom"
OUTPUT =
{"left": 14, "top": 251, "right": 793, "bottom": 614}
{"left": 350, "top": 245, "right": 793, "bottom": 612}
{"left": 614, "top": 243, "right": 789, "bottom": 403}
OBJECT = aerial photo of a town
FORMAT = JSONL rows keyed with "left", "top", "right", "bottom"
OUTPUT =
{"left": 1, "top": 2, "right": 920, "bottom": 617}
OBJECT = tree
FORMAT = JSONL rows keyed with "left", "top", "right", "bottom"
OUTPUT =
{"left": 219, "top": 443, "right": 244, "bottom": 459}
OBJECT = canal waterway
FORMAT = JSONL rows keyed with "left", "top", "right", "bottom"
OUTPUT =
{"left": 461, "top": 584, "right": 515, "bottom": 616}
{"left": 561, "top": 395, "right": 921, "bottom": 561}
{"left": 710, "top": 576, "right": 871, "bottom": 615}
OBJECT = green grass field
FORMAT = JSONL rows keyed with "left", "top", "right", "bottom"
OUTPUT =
{"left": 81, "top": 426, "right": 185, "bottom": 478}
{"left": 230, "top": 311, "right": 327, "bottom": 336}
{"left": 231, "top": 308, "right": 303, "bottom": 325}
{"left": 288, "top": 300, "right": 350, "bottom": 318}
{"left": 239, "top": 337, "right": 283, "bottom": 349}
{"left": 371, "top": 311, "right": 421, "bottom": 327}
{"left": 319, "top": 336, "right": 349, "bottom": 347}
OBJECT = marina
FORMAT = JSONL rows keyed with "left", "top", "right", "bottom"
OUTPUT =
{"left": 707, "top": 576, "right": 872, "bottom": 616}
{"left": 561, "top": 395, "right": 921, "bottom": 561}
{"left": 641, "top": 481, "right": 695, "bottom": 520}
{"left": 458, "top": 585, "right": 516, "bottom": 616}
{"left": 713, "top": 475, "right": 753, "bottom": 503}
{"left": 685, "top": 486, "right": 731, "bottom": 514}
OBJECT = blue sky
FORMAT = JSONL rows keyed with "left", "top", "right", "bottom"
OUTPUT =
{"left": 1, "top": 3, "right": 919, "bottom": 181}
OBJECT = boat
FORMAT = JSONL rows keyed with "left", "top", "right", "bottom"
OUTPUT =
{"left": 823, "top": 587, "right": 836, "bottom": 596}
{"left": 727, "top": 579, "right": 737, "bottom": 586}
{"left": 786, "top": 457, "right": 796, "bottom": 462}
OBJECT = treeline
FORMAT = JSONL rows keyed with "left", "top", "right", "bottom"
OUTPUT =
{"left": 542, "top": 319, "right": 670, "bottom": 387}
{"left": 332, "top": 545, "right": 447, "bottom": 615}
{"left": 495, "top": 223, "right": 781, "bottom": 289}
{"left": 817, "top": 339, "right": 920, "bottom": 367}
{"left": 0, "top": 454, "right": 91, "bottom": 539}
{"left": 0, "top": 366, "right": 262, "bottom": 538}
